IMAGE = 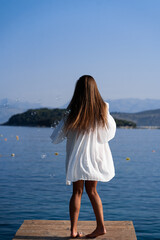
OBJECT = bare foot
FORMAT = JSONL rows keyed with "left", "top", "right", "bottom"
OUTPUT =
{"left": 85, "top": 227, "right": 106, "bottom": 238}
{"left": 70, "top": 232, "right": 83, "bottom": 238}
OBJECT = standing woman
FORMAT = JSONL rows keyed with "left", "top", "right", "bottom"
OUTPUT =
{"left": 50, "top": 75, "right": 116, "bottom": 238}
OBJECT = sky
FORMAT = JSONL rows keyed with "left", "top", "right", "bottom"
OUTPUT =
{"left": 0, "top": 0, "right": 160, "bottom": 107}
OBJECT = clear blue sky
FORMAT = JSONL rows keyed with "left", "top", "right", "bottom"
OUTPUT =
{"left": 0, "top": 0, "right": 160, "bottom": 107}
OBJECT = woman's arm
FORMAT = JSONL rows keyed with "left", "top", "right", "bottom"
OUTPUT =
{"left": 97, "top": 102, "right": 116, "bottom": 143}
{"left": 50, "top": 118, "right": 66, "bottom": 144}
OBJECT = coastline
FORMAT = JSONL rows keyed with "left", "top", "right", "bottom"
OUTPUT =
{"left": 1, "top": 124, "right": 160, "bottom": 129}
{"left": 119, "top": 126, "right": 160, "bottom": 129}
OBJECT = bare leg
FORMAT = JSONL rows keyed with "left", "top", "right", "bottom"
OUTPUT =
{"left": 85, "top": 181, "right": 106, "bottom": 238}
{"left": 69, "top": 180, "right": 84, "bottom": 237}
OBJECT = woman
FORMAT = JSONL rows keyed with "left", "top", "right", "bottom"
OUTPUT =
{"left": 50, "top": 75, "right": 116, "bottom": 238}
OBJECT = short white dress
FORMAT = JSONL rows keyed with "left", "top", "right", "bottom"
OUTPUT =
{"left": 50, "top": 102, "right": 116, "bottom": 185}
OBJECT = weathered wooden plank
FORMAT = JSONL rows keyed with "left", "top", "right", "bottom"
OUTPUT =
{"left": 13, "top": 220, "right": 137, "bottom": 240}
{"left": 23, "top": 220, "right": 133, "bottom": 226}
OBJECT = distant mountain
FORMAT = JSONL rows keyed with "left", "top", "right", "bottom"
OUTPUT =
{"left": 0, "top": 98, "right": 42, "bottom": 124}
{"left": 3, "top": 106, "right": 160, "bottom": 128}
{"left": 112, "top": 108, "right": 160, "bottom": 127}
{"left": 106, "top": 98, "right": 160, "bottom": 113}
{"left": 1, "top": 98, "right": 160, "bottom": 126}
{"left": 61, "top": 98, "right": 160, "bottom": 113}
{"left": 2, "top": 108, "right": 136, "bottom": 128}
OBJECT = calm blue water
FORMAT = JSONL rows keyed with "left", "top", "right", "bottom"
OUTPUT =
{"left": 0, "top": 126, "right": 160, "bottom": 240}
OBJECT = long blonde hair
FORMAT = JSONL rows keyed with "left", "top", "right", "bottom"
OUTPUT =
{"left": 64, "top": 75, "right": 107, "bottom": 134}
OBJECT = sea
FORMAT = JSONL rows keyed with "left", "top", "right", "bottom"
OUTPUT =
{"left": 0, "top": 126, "right": 160, "bottom": 240}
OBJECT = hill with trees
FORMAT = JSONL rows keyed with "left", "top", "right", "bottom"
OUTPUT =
{"left": 112, "top": 108, "right": 160, "bottom": 127}
{"left": 2, "top": 108, "right": 66, "bottom": 127}
{"left": 1, "top": 108, "right": 136, "bottom": 128}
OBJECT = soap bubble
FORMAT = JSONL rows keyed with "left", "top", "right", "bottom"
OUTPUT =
{"left": 41, "top": 154, "right": 47, "bottom": 159}
{"left": 49, "top": 173, "right": 55, "bottom": 178}
{"left": 16, "top": 98, "right": 20, "bottom": 102}
{"left": 56, "top": 95, "right": 62, "bottom": 101}
{"left": 3, "top": 102, "right": 9, "bottom": 108}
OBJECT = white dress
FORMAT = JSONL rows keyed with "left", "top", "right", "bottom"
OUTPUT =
{"left": 50, "top": 102, "right": 116, "bottom": 185}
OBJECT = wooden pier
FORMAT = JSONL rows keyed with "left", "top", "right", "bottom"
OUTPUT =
{"left": 13, "top": 220, "right": 137, "bottom": 240}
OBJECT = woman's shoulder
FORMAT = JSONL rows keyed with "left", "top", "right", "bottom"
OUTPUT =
{"left": 105, "top": 102, "right": 109, "bottom": 110}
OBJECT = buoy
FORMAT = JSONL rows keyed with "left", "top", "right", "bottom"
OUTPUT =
{"left": 126, "top": 157, "right": 130, "bottom": 161}
{"left": 152, "top": 150, "right": 155, "bottom": 153}
{"left": 4, "top": 138, "right": 7, "bottom": 141}
{"left": 54, "top": 152, "right": 59, "bottom": 155}
{"left": 16, "top": 136, "right": 19, "bottom": 141}
{"left": 11, "top": 153, "right": 15, "bottom": 157}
